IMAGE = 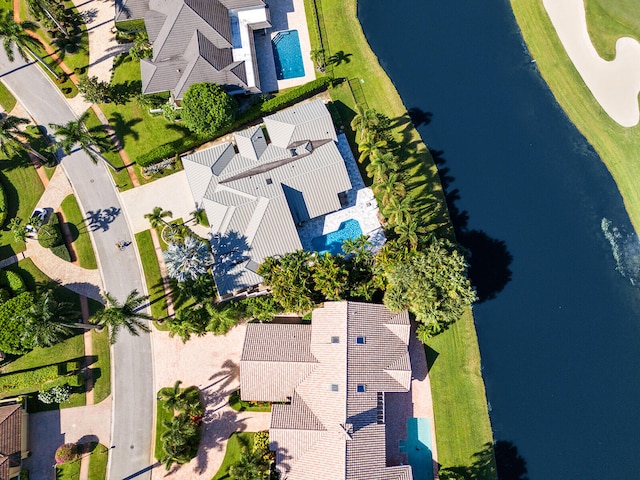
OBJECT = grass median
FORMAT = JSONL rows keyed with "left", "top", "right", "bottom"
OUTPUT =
{"left": 61, "top": 194, "right": 98, "bottom": 269}
{"left": 135, "top": 229, "right": 169, "bottom": 320}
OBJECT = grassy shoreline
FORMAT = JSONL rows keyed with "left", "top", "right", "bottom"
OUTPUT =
{"left": 510, "top": 0, "right": 640, "bottom": 235}
{"left": 314, "top": 0, "right": 495, "bottom": 472}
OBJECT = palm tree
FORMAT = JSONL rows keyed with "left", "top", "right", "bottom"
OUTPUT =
{"left": 366, "top": 151, "right": 398, "bottom": 180}
{"left": 49, "top": 111, "right": 110, "bottom": 164}
{"left": 144, "top": 206, "right": 173, "bottom": 229}
{"left": 90, "top": 290, "right": 152, "bottom": 344}
{"left": 158, "top": 380, "right": 187, "bottom": 412}
{"left": 0, "top": 11, "right": 40, "bottom": 62}
{"left": 384, "top": 195, "right": 413, "bottom": 226}
{"left": 350, "top": 105, "right": 379, "bottom": 137}
{"left": 8, "top": 217, "right": 27, "bottom": 241}
{"left": 394, "top": 221, "right": 420, "bottom": 250}
{"left": 18, "top": 290, "right": 78, "bottom": 348}
{"left": 312, "top": 252, "right": 349, "bottom": 301}
{"left": 0, "top": 114, "right": 52, "bottom": 163}
{"left": 229, "top": 448, "right": 270, "bottom": 480}
{"left": 310, "top": 48, "right": 326, "bottom": 72}
{"left": 374, "top": 171, "right": 406, "bottom": 206}
{"left": 163, "top": 236, "right": 212, "bottom": 283}
{"left": 357, "top": 132, "right": 387, "bottom": 164}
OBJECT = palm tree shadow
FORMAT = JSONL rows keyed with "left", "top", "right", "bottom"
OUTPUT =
{"left": 328, "top": 50, "right": 352, "bottom": 66}
{"left": 109, "top": 111, "right": 141, "bottom": 142}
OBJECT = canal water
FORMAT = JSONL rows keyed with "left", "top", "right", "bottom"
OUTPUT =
{"left": 359, "top": 1, "right": 640, "bottom": 478}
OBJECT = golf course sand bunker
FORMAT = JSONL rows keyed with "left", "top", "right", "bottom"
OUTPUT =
{"left": 543, "top": 0, "right": 640, "bottom": 127}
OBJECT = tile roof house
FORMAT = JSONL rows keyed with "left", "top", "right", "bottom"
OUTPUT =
{"left": 115, "top": 0, "right": 271, "bottom": 98}
{"left": 240, "top": 301, "right": 414, "bottom": 480}
{"left": 0, "top": 400, "right": 28, "bottom": 480}
{"left": 182, "top": 100, "right": 352, "bottom": 298}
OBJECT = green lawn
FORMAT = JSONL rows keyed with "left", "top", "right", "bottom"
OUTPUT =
{"left": 135, "top": 230, "right": 169, "bottom": 320}
{"left": 91, "top": 329, "right": 111, "bottom": 404}
{"left": 585, "top": 0, "right": 640, "bottom": 60}
{"left": 426, "top": 310, "right": 495, "bottom": 476}
{"left": 511, "top": 1, "right": 640, "bottom": 235}
{"left": 61, "top": 194, "right": 98, "bottom": 269}
{"left": 99, "top": 56, "right": 191, "bottom": 163}
{"left": 154, "top": 388, "right": 175, "bottom": 461}
{"left": 87, "top": 442, "right": 109, "bottom": 480}
{"left": 0, "top": 152, "right": 45, "bottom": 259}
{"left": 0, "top": 81, "right": 16, "bottom": 111}
{"left": 56, "top": 458, "right": 81, "bottom": 479}
{"left": 211, "top": 432, "right": 255, "bottom": 480}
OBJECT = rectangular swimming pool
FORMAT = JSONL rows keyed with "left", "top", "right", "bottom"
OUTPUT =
{"left": 312, "top": 219, "right": 363, "bottom": 256}
{"left": 272, "top": 30, "right": 305, "bottom": 80}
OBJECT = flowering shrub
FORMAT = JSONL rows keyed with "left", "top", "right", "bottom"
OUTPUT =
{"left": 38, "top": 385, "right": 71, "bottom": 404}
{"left": 54, "top": 443, "right": 78, "bottom": 464}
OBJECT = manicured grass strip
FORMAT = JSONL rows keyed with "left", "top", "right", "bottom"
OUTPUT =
{"left": 584, "top": 0, "right": 640, "bottom": 60}
{"left": 154, "top": 388, "right": 175, "bottom": 461}
{"left": 426, "top": 309, "right": 495, "bottom": 475}
{"left": 92, "top": 329, "right": 111, "bottom": 404}
{"left": 0, "top": 81, "right": 16, "bottom": 111}
{"left": 61, "top": 194, "right": 98, "bottom": 269}
{"left": 511, "top": 0, "right": 640, "bottom": 235}
{"left": 87, "top": 442, "right": 109, "bottom": 480}
{"left": 229, "top": 390, "right": 271, "bottom": 412}
{"left": 0, "top": 152, "right": 45, "bottom": 259}
{"left": 135, "top": 230, "right": 168, "bottom": 320}
{"left": 56, "top": 457, "right": 82, "bottom": 479}
{"left": 211, "top": 432, "right": 256, "bottom": 480}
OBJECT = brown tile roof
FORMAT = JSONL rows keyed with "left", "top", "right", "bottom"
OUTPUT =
{"left": 0, "top": 456, "right": 9, "bottom": 480}
{"left": 239, "top": 302, "right": 414, "bottom": 480}
{"left": 0, "top": 403, "right": 22, "bottom": 477}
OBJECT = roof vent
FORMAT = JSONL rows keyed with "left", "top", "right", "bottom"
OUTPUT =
{"left": 266, "top": 178, "right": 273, "bottom": 185}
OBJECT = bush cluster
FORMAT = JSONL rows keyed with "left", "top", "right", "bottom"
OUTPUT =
{"left": 51, "top": 244, "right": 71, "bottom": 262}
{"left": 0, "top": 364, "right": 59, "bottom": 394}
{"left": 37, "top": 224, "right": 63, "bottom": 249}
{"left": 38, "top": 385, "right": 71, "bottom": 404}
{"left": 0, "top": 292, "right": 36, "bottom": 354}
{"left": 0, "top": 181, "right": 7, "bottom": 228}
{"left": 136, "top": 76, "right": 332, "bottom": 167}
{"left": 0, "top": 270, "right": 27, "bottom": 295}
{"left": 54, "top": 443, "right": 79, "bottom": 464}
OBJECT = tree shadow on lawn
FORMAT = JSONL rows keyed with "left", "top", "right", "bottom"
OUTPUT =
{"left": 108, "top": 112, "right": 141, "bottom": 142}
{"left": 438, "top": 440, "right": 529, "bottom": 480}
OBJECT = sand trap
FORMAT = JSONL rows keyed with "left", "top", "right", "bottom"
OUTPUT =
{"left": 542, "top": 0, "right": 640, "bottom": 127}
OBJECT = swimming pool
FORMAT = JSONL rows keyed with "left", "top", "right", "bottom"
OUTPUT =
{"left": 312, "top": 219, "right": 363, "bottom": 256}
{"left": 272, "top": 30, "right": 305, "bottom": 80}
{"left": 399, "top": 418, "right": 433, "bottom": 480}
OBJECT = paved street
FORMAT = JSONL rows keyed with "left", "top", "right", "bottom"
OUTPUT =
{"left": 0, "top": 52, "right": 154, "bottom": 479}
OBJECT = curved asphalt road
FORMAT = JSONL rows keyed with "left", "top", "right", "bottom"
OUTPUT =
{"left": 0, "top": 53, "right": 154, "bottom": 479}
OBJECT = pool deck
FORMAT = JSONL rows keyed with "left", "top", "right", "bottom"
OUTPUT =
{"left": 256, "top": 0, "right": 317, "bottom": 92}
{"left": 297, "top": 134, "right": 387, "bottom": 252}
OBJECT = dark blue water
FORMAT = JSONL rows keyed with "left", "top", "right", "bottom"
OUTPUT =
{"left": 358, "top": 1, "right": 640, "bottom": 478}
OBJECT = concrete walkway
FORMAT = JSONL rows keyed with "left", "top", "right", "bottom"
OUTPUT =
{"left": 150, "top": 325, "right": 271, "bottom": 479}
{"left": 543, "top": 0, "right": 640, "bottom": 127}
{"left": 23, "top": 398, "right": 112, "bottom": 480}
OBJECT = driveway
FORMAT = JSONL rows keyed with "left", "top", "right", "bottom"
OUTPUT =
{"left": 24, "top": 399, "right": 112, "bottom": 480}
{"left": 0, "top": 49, "right": 153, "bottom": 480}
{"left": 151, "top": 325, "right": 270, "bottom": 479}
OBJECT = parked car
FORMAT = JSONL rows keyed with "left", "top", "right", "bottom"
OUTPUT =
{"left": 26, "top": 208, "right": 47, "bottom": 232}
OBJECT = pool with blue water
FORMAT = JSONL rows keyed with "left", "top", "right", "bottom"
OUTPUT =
{"left": 272, "top": 30, "right": 305, "bottom": 80}
{"left": 312, "top": 219, "right": 363, "bottom": 255}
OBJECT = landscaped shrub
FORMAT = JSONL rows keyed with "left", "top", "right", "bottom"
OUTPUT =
{"left": 51, "top": 244, "right": 71, "bottom": 262}
{"left": 0, "top": 288, "right": 10, "bottom": 304}
{"left": 55, "top": 443, "right": 79, "bottom": 464}
{"left": 135, "top": 77, "right": 332, "bottom": 167}
{"left": 0, "top": 180, "right": 7, "bottom": 228}
{"left": 253, "top": 431, "right": 269, "bottom": 453}
{"left": 181, "top": 83, "right": 237, "bottom": 136}
{"left": 0, "top": 270, "right": 27, "bottom": 295}
{"left": 67, "top": 374, "right": 84, "bottom": 388}
{"left": 37, "top": 224, "right": 63, "bottom": 248}
{"left": 115, "top": 18, "right": 146, "bottom": 32}
{"left": 38, "top": 385, "right": 71, "bottom": 404}
{"left": 0, "top": 292, "right": 36, "bottom": 354}
{"left": 0, "top": 364, "right": 60, "bottom": 393}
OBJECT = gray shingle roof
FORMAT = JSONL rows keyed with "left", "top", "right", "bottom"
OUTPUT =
{"left": 131, "top": 0, "right": 268, "bottom": 97}
{"left": 239, "top": 302, "right": 413, "bottom": 480}
{"left": 182, "top": 101, "right": 352, "bottom": 296}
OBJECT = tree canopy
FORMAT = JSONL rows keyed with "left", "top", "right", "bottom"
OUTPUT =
{"left": 383, "top": 238, "right": 476, "bottom": 341}
{"left": 181, "top": 82, "right": 237, "bottom": 136}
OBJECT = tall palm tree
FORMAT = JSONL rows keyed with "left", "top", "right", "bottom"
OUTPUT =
{"left": 158, "top": 380, "right": 187, "bottom": 412}
{"left": 374, "top": 171, "right": 406, "bottom": 207}
{"left": 145, "top": 206, "right": 173, "bottom": 229}
{"left": 394, "top": 221, "right": 420, "bottom": 250}
{"left": 0, "top": 114, "right": 52, "bottom": 163}
{"left": 49, "top": 111, "right": 110, "bottom": 164}
{"left": 358, "top": 132, "right": 387, "bottom": 164}
{"left": 90, "top": 290, "right": 152, "bottom": 344}
{"left": 0, "top": 11, "right": 40, "bottom": 62}
{"left": 350, "top": 105, "right": 379, "bottom": 137}
{"left": 367, "top": 151, "right": 398, "bottom": 180}
{"left": 18, "top": 290, "right": 78, "bottom": 348}
{"left": 310, "top": 48, "right": 325, "bottom": 72}
{"left": 229, "top": 448, "right": 270, "bottom": 480}
{"left": 384, "top": 195, "right": 413, "bottom": 226}
{"left": 312, "top": 252, "right": 348, "bottom": 301}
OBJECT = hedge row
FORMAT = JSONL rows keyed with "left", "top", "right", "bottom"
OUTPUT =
{"left": 0, "top": 362, "right": 82, "bottom": 398}
{"left": 0, "top": 270, "right": 26, "bottom": 295}
{"left": 0, "top": 292, "right": 35, "bottom": 354}
{"left": 0, "top": 180, "right": 6, "bottom": 228}
{"left": 115, "top": 19, "right": 146, "bottom": 32}
{"left": 136, "top": 76, "right": 332, "bottom": 167}
{"left": 51, "top": 244, "right": 71, "bottom": 262}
